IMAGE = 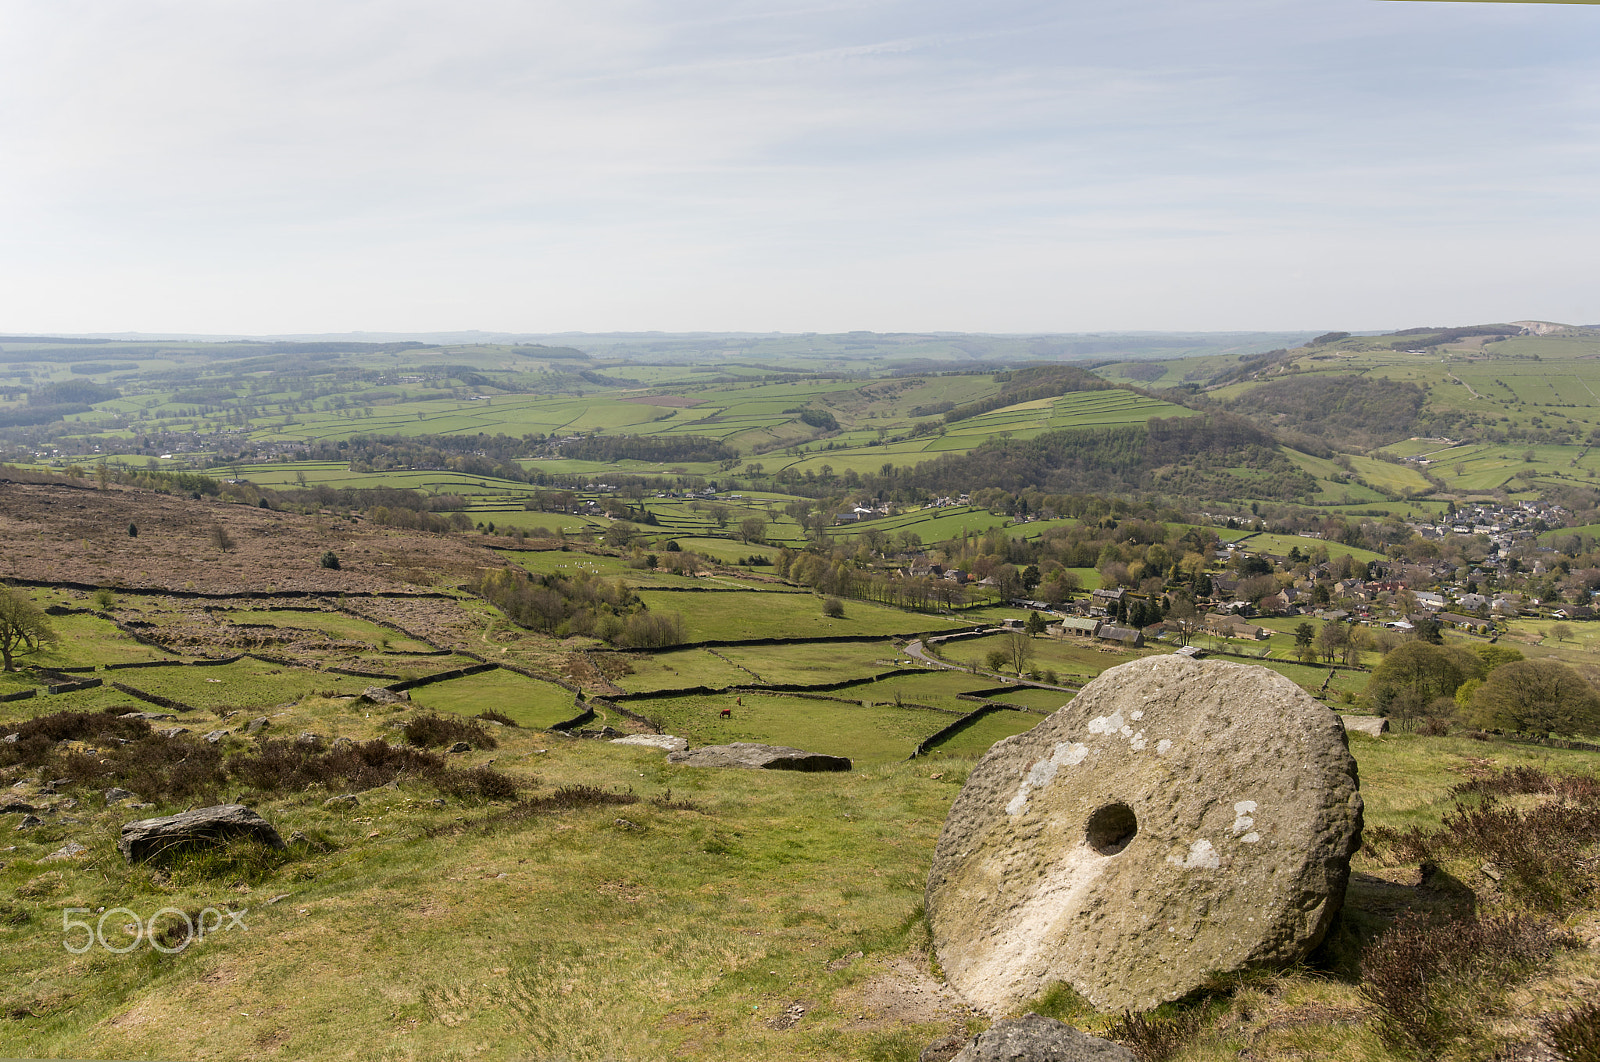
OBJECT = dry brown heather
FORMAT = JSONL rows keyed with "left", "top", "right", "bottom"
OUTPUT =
{"left": 0, "top": 480, "right": 498, "bottom": 595}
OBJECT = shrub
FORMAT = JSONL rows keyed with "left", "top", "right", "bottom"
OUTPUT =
{"left": 476, "top": 709, "right": 520, "bottom": 727}
{"left": 401, "top": 713, "right": 497, "bottom": 750}
{"left": 1364, "top": 766, "right": 1600, "bottom": 910}
{"left": 127, "top": 522, "right": 138, "bottom": 538}
{"left": 319, "top": 551, "right": 340, "bottom": 570}
{"left": 823, "top": 596, "right": 845, "bottom": 618}
{"left": 1360, "top": 912, "right": 1567, "bottom": 1057}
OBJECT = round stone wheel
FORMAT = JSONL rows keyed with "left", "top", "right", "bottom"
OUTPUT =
{"left": 926, "top": 655, "right": 1363, "bottom": 1014}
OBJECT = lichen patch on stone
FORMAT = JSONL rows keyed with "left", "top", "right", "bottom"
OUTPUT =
{"left": 1166, "top": 838, "right": 1221, "bottom": 870}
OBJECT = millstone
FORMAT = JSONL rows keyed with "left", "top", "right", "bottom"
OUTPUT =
{"left": 927, "top": 655, "right": 1362, "bottom": 1014}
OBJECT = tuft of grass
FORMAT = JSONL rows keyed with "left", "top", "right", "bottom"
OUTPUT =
{"left": 1105, "top": 1008, "right": 1204, "bottom": 1062}
{"left": 1548, "top": 1000, "right": 1600, "bottom": 1062}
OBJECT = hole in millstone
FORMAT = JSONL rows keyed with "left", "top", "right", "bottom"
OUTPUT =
{"left": 1085, "top": 802, "right": 1138, "bottom": 855}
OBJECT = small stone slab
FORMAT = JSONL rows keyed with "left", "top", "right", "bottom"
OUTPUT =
{"left": 927, "top": 656, "right": 1362, "bottom": 1014}
{"left": 667, "top": 742, "right": 851, "bottom": 772}
{"left": 118, "top": 804, "right": 286, "bottom": 863}
{"left": 43, "top": 841, "right": 88, "bottom": 862}
{"left": 361, "top": 686, "right": 409, "bottom": 705}
{"left": 949, "top": 1015, "right": 1136, "bottom": 1062}
{"left": 120, "top": 712, "right": 177, "bottom": 722}
{"left": 611, "top": 734, "right": 690, "bottom": 753}
{"left": 1339, "top": 714, "right": 1389, "bottom": 737}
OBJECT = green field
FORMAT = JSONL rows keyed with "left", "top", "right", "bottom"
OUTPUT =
{"left": 620, "top": 691, "right": 947, "bottom": 765}
{"left": 408, "top": 668, "right": 581, "bottom": 728}
{"left": 635, "top": 590, "right": 959, "bottom": 643}
{"left": 104, "top": 659, "right": 371, "bottom": 711}
{"left": 920, "top": 708, "right": 1044, "bottom": 757}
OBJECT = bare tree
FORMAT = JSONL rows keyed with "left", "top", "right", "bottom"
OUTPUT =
{"left": 1007, "top": 631, "right": 1034, "bottom": 675}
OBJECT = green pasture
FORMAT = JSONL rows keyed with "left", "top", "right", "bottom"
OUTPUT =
{"left": 1232, "top": 532, "right": 1387, "bottom": 564}
{"left": 634, "top": 589, "right": 959, "bottom": 643}
{"left": 980, "top": 686, "right": 1075, "bottom": 711}
{"left": 947, "top": 631, "right": 1151, "bottom": 683}
{"left": 601, "top": 648, "right": 754, "bottom": 693}
{"left": 107, "top": 659, "right": 371, "bottom": 711}
{"left": 623, "top": 691, "right": 942, "bottom": 765}
{"left": 34, "top": 613, "right": 171, "bottom": 669}
{"left": 407, "top": 668, "right": 580, "bottom": 728}
{"left": 848, "top": 669, "right": 1032, "bottom": 713}
{"left": 825, "top": 507, "right": 1014, "bottom": 546}
{"left": 714, "top": 641, "right": 905, "bottom": 686}
{"left": 920, "top": 708, "right": 1045, "bottom": 757}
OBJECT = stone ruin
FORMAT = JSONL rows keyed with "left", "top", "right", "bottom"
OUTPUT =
{"left": 926, "top": 655, "right": 1363, "bottom": 1014}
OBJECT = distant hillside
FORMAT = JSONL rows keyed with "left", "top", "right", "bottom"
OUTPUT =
{"left": 902, "top": 413, "right": 1318, "bottom": 504}
{"left": 1217, "top": 375, "right": 1429, "bottom": 448}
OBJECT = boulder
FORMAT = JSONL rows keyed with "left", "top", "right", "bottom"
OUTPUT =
{"left": 1339, "top": 714, "right": 1389, "bottom": 737}
{"left": 611, "top": 734, "right": 690, "bottom": 753}
{"left": 447, "top": 741, "right": 471, "bottom": 754}
{"left": 361, "top": 686, "right": 409, "bottom": 705}
{"left": 2, "top": 733, "right": 18, "bottom": 744}
{"left": 103, "top": 788, "right": 137, "bottom": 804}
{"left": 120, "top": 712, "right": 177, "bottom": 722}
{"left": 927, "top": 656, "right": 1362, "bottom": 1015}
{"left": 243, "top": 717, "right": 270, "bottom": 735}
{"left": 118, "top": 804, "right": 286, "bottom": 863}
{"left": 14, "top": 814, "right": 41, "bottom": 830}
{"left": 322, "top": 794, "right": 359, "bottom": 809}
{"left": 202, "top": 730, "right": 230, "bottom": 744}
{"left": 948, "top": 1015, "right": 1136, "bottom": 1062}
{"left": 666, "top": 742, "right": 851, "bottom": 772}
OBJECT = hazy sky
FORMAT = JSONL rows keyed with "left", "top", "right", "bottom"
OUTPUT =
{"left": 2, "top": 1, "right": 1597, "bottom": 335}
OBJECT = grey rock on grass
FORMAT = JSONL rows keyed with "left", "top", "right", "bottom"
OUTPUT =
{"left": 928, "top": 655, "right": 1362, "bottom": 1014}
{"left": 118, "top": 804, "right": 286, "bottom": 863}
{"left": 948, "top": 1015, "right": 1136, "bottom": 1062}
{"left": 612, "top": 734, "right": 689, "bottom": 753}
{"left": 667, "top": 742, "right": 850, "bottom": 772}
{"left": 1339, "top": 714, "right": 1389, "bottom": 737}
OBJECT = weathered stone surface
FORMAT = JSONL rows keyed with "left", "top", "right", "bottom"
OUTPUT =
{"left": 120, "top": 712, "right": 176, "bottom": 722}
{"left": 667, "top": 742, "right": 851, "bottom": 772}
{"left": 104, "top": 788, "right": 137, "bottom": 804}
{"left": 1339, "top": 714, "right": 1389, "bottom": 737}
{"left": 44, "top": 841, "right": 88, "bottom": 862}
{"left": 244, "top": 717, "right": 271, "bottom": 735}
{"left": 202, "top": 729, "right": 229, "bottom": 744}
{"left": 447, "top": 741, "right": 471, "bottom": 754}
{"left": 361, "top": 686, "right": 409, "bottom": 705}
{"left": 118, "top": 804, "right": 286, "bottom": 863}
{"left": 948, "top": 1015, "right": 1136, "bottom": 1062}
{"left": 612, "top": 734, "right": 689, "bottom": 753}
{"left": 927, "top": 656, "right": 1362, "bottom": 1015}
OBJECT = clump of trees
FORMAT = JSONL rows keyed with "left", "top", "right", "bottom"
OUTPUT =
{"left": 470, "top": 568, "right": 684, "bottom": 648}
{"left": 1363, "top": 641, "right": 1600, "bottom": 738}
